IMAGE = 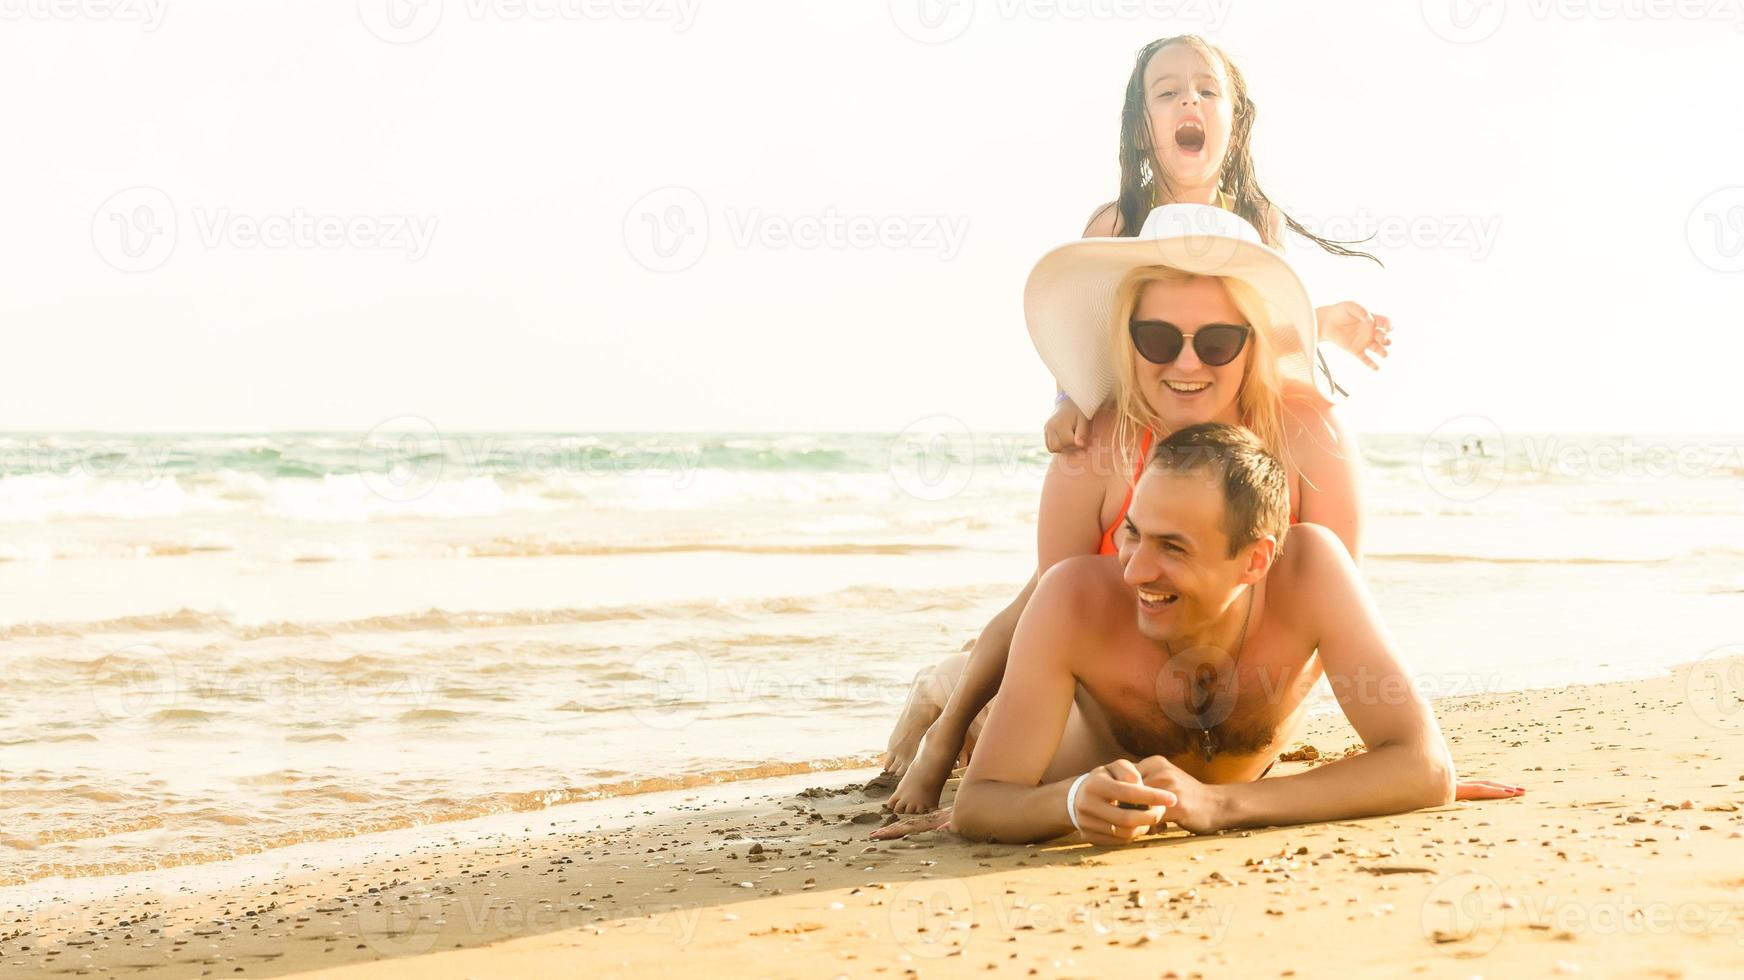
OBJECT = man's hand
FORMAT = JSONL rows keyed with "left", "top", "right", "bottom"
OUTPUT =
{"left": 1070, "top": 759, "right": 1177, "bottom": 846}
{"left": 1044, "top": 399, "right": 1091, "bottom": 454}
{"left": 1137, "top": 756, "right": 1226, "bottom": 836}
{"left": 1314, "top": 301, "right": 1393, "bottom": 371}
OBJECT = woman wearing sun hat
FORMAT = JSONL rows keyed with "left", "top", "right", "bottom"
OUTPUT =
{"left": 882, "top": 203, "right": 1364, "bottom": 819}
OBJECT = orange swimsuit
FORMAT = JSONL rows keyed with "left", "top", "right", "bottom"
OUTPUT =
{"left": 1097, "top": 429, "right": 1299, "bottom": 555}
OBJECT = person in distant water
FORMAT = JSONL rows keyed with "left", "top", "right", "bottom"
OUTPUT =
{"left": 944, "top": 423, "right": 1521, "bottom": 845}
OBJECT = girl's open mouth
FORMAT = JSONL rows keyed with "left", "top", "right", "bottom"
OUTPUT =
{"left": 1174, "top": 119, "right": 1206, "bottom": 154}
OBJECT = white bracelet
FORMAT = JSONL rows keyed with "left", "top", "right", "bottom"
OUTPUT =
{"left": 1065, "top": 771, "right": 1092, "bottom": 835}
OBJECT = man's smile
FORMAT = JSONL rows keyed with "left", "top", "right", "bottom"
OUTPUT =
{"left": 1137, "top": 587, "right": 1181, "bottom": 613}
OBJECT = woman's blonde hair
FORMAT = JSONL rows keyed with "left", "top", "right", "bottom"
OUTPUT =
{"left": 1107, "top": 266, "right": 1290, "bottom": 480}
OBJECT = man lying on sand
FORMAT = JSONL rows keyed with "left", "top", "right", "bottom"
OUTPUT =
{"left": 880, "top": 423, "right": 1520, "bottom": 844}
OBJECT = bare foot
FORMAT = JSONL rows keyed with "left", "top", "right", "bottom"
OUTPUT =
{"left": 888, "top": 736, "right": 959, "bottom": 814}
{"left": 869, "top": 807, "right": 952, "bottom": 841}
{"left": 880, "top": 667, "right": 945, "bottom": 775}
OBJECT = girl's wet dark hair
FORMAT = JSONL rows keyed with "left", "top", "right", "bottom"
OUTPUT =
{"left": 1105, "top": 35, "right": 1380, "bottom": 265}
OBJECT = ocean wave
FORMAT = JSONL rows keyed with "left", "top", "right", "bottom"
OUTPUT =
{"left": 1369, "top": 545, "right": 1744, "bottom": 566}
{"left": 1368, "top": 552, "right": 1674, "bottom": 566}
{"left": 0, "top": 583, "right": 1008, "bottom": 640}
{"left": 0, "top": 466, "right": 1042, "bottom": 524}
{"left": 450, "top": 540, "right": 962, "bottom": 558}
{"left": 0, "top": 755, "right": 876, "bottom": 886}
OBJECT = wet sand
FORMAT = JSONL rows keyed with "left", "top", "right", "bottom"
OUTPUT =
{"left": 6, "top": 658, "right": 1743, "bottom": 979}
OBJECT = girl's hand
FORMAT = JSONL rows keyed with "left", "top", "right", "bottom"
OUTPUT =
{"left": 1315, "top": 301, "right": 1393, "bottom": 370}
{"left": 1044, "top": 399, "right": 1091, "bottom": 454}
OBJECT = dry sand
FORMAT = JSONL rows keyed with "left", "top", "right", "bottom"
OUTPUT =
{"left": 6, "top": 658, "right": 1743, "bottom": 979}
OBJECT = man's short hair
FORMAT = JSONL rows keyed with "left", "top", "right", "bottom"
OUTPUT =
{"left": 1145, "top": 423, "right": 1290, "bottom": 556}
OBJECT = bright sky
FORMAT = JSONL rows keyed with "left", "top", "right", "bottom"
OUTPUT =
{"left": 3, "top": 0, "right": 1742, "bottom": 434}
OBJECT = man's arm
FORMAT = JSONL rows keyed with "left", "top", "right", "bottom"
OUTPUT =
{"left": 1175, "top": 524, "right": 1455, "bottom": 832}
{"left": 951, "top": 560, "right": 1174, "bottom": 844}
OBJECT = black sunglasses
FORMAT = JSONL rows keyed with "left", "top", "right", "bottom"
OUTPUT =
{"left": 1128, "top": 321, "right": 1251, "bottom": 367}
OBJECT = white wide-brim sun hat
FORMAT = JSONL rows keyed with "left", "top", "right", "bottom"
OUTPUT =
{"left": 1024, "top": 203, "right": 1330, "bottom": 416}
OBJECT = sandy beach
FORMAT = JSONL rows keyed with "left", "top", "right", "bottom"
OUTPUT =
{"left": 10, "top": 4, "right": 1744, "bottom": 977}
{"left": 6, "top": 656, "right": 1740, "bottom": 979}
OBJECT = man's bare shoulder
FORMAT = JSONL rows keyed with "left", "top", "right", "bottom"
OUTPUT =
{"left": 1270, "top": 523, "right": 1356, "bottom": 614}
{"left": 1033, "top": 554, "right": 1128, "bottom": 624}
